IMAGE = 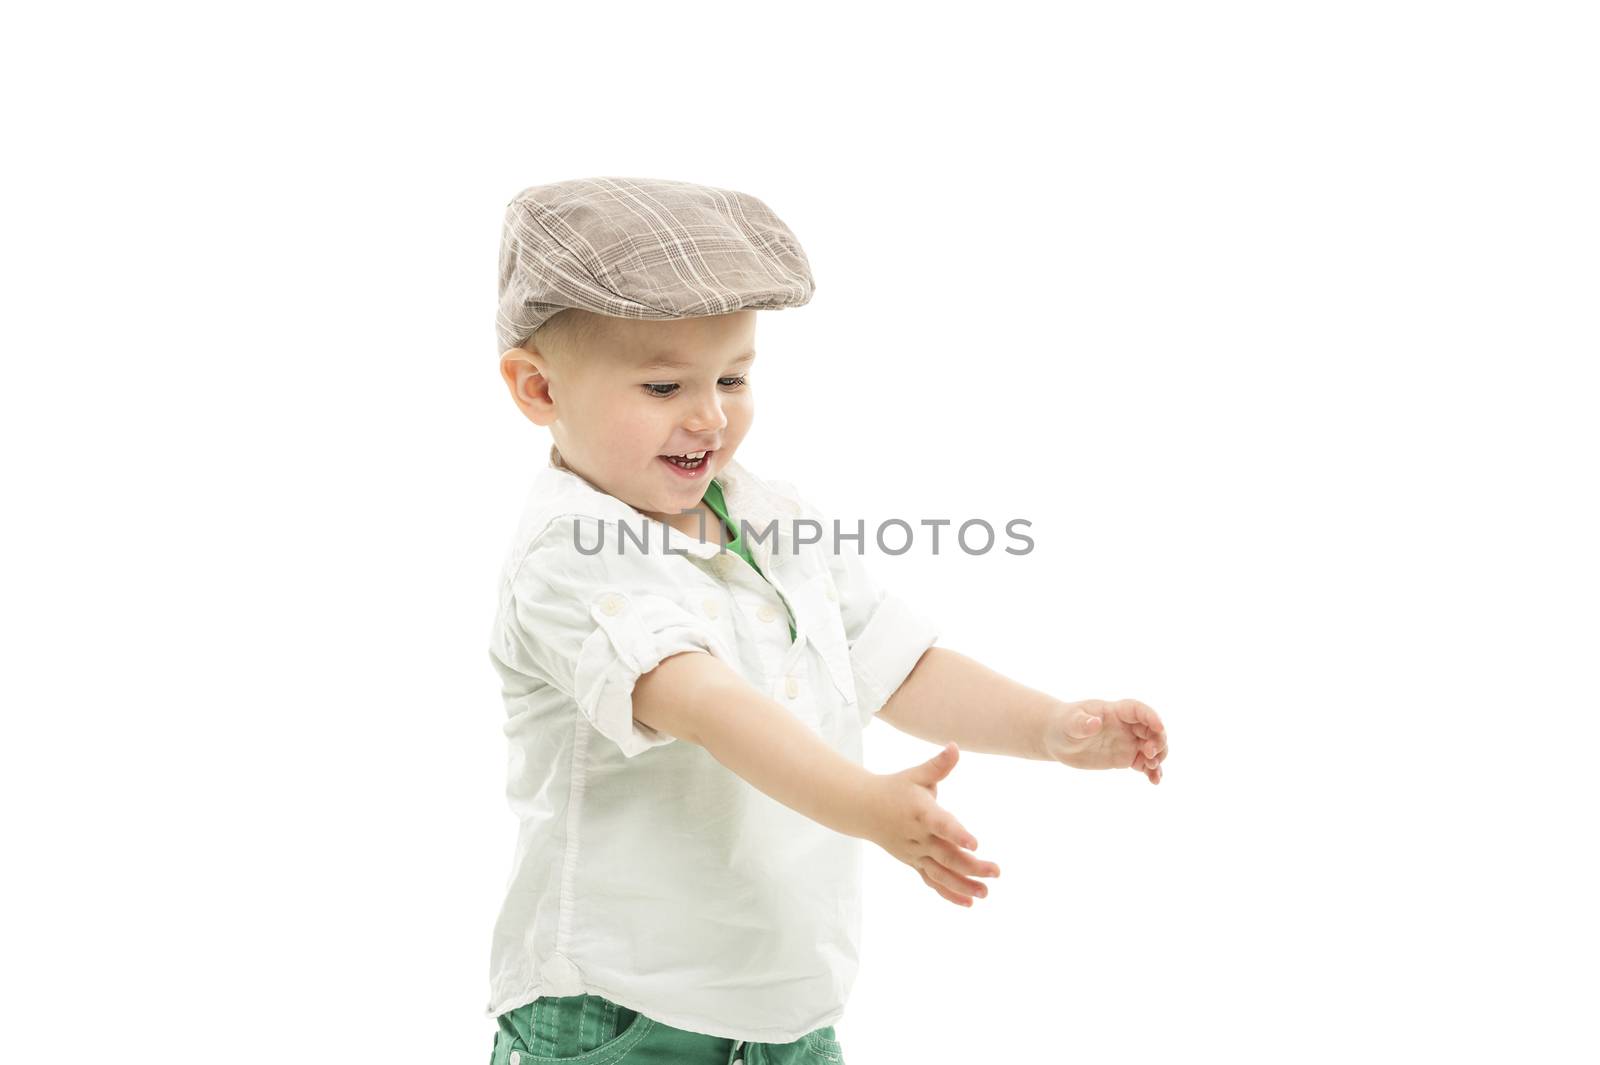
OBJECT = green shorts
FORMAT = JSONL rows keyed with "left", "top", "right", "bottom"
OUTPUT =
{"left": 489, "top": 993, "right": 846, "bottom": 1065}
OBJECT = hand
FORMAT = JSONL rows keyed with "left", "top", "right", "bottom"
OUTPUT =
{"left": 862, "top": 742, "right": 1001, "bottom": 909}
{"left": 1043, "top": 699, "right": 1168, "bottom": 784}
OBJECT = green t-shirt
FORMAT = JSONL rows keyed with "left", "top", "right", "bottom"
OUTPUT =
{"left": 703, "top": 478, "right": 796, "bottom": 642}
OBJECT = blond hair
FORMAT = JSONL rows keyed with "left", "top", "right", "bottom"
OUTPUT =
{"left": 526, "top": 308, "right": 612, "bottom": 471}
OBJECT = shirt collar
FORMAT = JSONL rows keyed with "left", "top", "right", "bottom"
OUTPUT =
{"left": 521, "top": 455, "right": 801, "bottom": 561}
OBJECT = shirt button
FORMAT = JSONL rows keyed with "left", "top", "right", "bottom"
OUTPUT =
{"left": 757, "top": 603, "right": 778, "bottom": 623}
{"left": 509, "top": 1053, "right": 521, "bottom": 1065}
{"left": 597, "top": 593, "right": 624, "bottom": 616}
{"left": 702, "top": 597, "right": 720, "bottom": 619}
{"left": 785, "top": 676, "right": 800, "bottom": 699}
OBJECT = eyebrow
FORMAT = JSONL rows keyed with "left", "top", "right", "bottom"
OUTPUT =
{"left": 638, "top": 350, "right": 757, "bottom": 371}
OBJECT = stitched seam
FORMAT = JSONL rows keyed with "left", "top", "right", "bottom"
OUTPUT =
{"left": 515, "top": 201, "right": 644, "bottom": 309}
{"left": 507, "top": 513, "right": 599, "bottom": 592}
{"left": 517, "top": 1012, "right": 657, "bottom": 1063}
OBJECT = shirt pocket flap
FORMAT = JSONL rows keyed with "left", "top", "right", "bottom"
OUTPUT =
{"left": 789, "top": 573, "right": 857, "bottom": 705}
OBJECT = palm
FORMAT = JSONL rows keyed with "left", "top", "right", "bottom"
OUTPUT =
{"left": 1044, "top": 699, "right": 1167, "bottom": 783}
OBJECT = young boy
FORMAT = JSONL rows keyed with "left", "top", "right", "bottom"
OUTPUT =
{"left": 485, "top": 176, "right": 1168, "bottom": 1065}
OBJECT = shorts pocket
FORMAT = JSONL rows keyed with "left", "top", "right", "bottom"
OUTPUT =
{"left": 494, "top": 994, "right": 655, "bottom": 1064}
{"left": 802, "top": 1025, "right": 844, "bottom": 1062}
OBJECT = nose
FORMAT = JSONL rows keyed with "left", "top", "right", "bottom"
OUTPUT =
{"left": 682, "top": 387, "right": 728, "bottom": 434}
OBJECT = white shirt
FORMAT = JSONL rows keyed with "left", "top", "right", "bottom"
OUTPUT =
{"left": 484, "top": 457, "right": 941, "bottom": 1042}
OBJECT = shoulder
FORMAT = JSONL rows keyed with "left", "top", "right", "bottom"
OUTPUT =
{"left": 511, "top": 509, "right": 706, "bottom": 601}
{"left": 503, "top": 465, "right": 657, "bottom": 583}
{"left": 513, "top": 511, "right": 623, "bottom": 577}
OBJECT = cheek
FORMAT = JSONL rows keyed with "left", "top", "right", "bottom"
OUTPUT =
{"left": 725, "top": 391, "right": 754, "bottom": 425}
{"left": 616, "top": 410, "right": 671, "bottom": 453}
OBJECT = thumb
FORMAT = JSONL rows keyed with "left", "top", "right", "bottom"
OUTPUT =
{"left": 917, "top": 741, "right": 960, "bottom": 782}
{"left": 1062, "top": 707, "right": 1104, "bottom": 739}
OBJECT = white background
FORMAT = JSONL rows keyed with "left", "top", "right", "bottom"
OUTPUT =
{"left": 3, "top": 2, "right": 1595, "bottom": 1062}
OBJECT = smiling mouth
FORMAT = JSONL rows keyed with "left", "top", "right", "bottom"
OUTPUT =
{"left": 660, "top": 449, "right": 713, "bottom": 471}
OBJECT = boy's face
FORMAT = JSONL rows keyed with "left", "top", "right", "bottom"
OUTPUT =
{"left": 509, "top": 310, "right": 758, "bottom": 529}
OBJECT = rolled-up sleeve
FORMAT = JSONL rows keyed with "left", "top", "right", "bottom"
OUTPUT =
{"left": 507, "top": 514, "right": 735, "bottom": 757}
{"left": 784, "top": 486, "right": 942, "bottom": 726}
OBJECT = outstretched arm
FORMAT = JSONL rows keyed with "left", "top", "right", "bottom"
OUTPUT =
{"left": 878, "top": 647, "right": 1169, "bottom": 783}
{"left": 633, "top": 649, "right": 881, "bottom": 839}
{"left": 633, "top": 649, "right": 1005, "bottom": 907}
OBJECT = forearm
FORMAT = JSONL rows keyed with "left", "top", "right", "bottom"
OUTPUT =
{"left": 877, "top": 646, "right": 1059, "bottom": 760}
{"left": 633, "top": 651, "right": 879, "bottom": 841}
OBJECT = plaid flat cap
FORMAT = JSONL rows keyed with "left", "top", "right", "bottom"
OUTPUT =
{"left": 496, "top": 175, "right": 816, "bottom": 354}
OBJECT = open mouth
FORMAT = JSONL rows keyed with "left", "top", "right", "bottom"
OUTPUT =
{"left": 659, "top": 449, "right": 714, "bottom": 475}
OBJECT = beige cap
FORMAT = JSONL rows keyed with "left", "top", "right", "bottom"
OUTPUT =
{"left": 496, "top": 175, "right": 815, "bottom": 354}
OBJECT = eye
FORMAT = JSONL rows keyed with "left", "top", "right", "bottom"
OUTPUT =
{"left": 642, "top": 376, "right": 748, "bottom": 399}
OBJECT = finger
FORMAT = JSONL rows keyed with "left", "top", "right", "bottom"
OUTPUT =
{"left": 1134, "top": 722, "right": 1166, "bottom": 742}
{"left": 918, "top": 742, "right": 961, "bottom": 786}
{"left": 919, "top": 868, "right": 967, "bottom": 907}
{"left": 919, "top": 856, "right": 989, "bottom": 900}
{"left": 931, "top": 810, "right": 979, "bottom": 852}
{"left": 918, "top": 868, "right": 972, "bottom": 907}
{"left": 1115, "top": 699, "right": 1165, "bottom": 734}
{"left": 1130, "top": 727, "right": 1166, "bottom": 759}
{"left": 1129, "top": 699, "right": 1165, "bottom": 733}
{"left": 930, "top": 835, "right": 1001, "bottom": 880}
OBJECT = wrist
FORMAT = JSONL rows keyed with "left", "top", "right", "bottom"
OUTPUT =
{"left": 1040, "top": 700, "right": 1077, "bottom": 764}
{"left": 842, "top": 768, "right": 887, "bottom": 844}
{"left": 1042, "top": 699, "right": 1105, "bottom": 766}
{"left": 1028, "top": 694, "right": 1073, "bottom": 761}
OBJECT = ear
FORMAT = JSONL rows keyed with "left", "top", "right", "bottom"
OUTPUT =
{"left": 500, "top": 346, "right": 557, "bottom": 427}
